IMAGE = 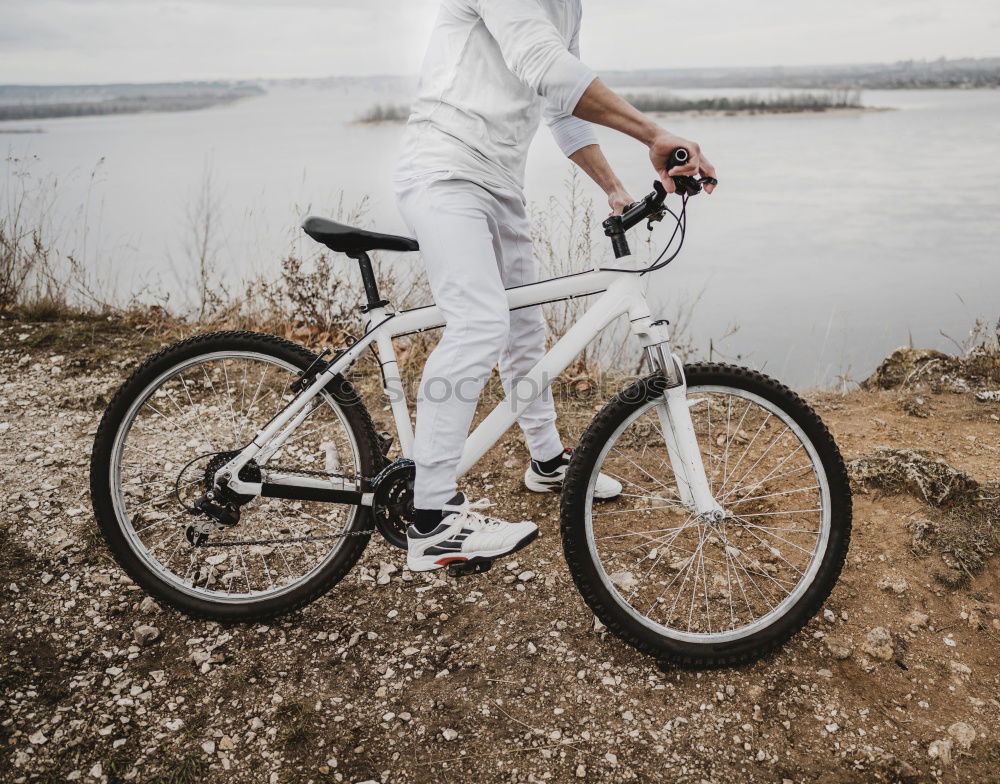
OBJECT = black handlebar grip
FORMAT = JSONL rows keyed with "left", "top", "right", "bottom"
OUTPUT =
{"left": 668, "top": 147, "right": 690, "bottom": 170}
{"left": 666, "top": 147, "right": 704, "bottom": 196}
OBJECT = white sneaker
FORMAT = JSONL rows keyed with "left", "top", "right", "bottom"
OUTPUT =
{"left": 406, "top": 492, "right": 539, "bottom": 572}
{"left": 523, "top": 448, "right": 622, "bottom": 500}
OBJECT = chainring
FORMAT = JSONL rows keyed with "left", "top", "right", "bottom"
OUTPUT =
{"left": 370, "top": 458, "right": 415, "bottom": 550}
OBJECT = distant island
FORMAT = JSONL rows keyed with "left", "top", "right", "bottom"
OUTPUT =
{"left": 0, "top": 81, "right": 264, "bottom": 122}
{"left": 623, "top": 89, "right": 869, "bottom": 116}
{"left": 354, "top": 89, "right": 869, "bottom": 124}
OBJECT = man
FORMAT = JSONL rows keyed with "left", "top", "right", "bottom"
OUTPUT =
{"left": 394, "top": 0, "right": 716, "bottom": 572}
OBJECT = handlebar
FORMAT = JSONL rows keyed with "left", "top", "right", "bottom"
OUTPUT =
{"left": 602, "top": 148, "right": 716, "bottom": 259}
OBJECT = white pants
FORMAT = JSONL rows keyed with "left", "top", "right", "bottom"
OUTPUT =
{"left": 395, "top": 178, "right": 564, "bottom": 509}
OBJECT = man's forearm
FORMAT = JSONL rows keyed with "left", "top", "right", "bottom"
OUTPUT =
{"left": 568, "top": 143, "right": 635, "bottom": 215}
{"left": 572, "top": 77, "right": 718, "bottom": 194}
{"left": 569, "top": 144, "right": 623, "bottom": 194}
{"left": 572, "top": 78, "right": 661, "bottom": 146}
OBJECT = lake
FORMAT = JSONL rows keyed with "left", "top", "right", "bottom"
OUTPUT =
{"left": 3, "top": 83, "right": 999, "bottom": 388}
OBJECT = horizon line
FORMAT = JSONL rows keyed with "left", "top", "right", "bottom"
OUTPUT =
{"left": 2, "top": 54, "right": 998, "bottom": 90}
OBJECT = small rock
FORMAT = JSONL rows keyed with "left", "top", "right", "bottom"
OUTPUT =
{"left": 904, "top": 610, "right": 929, "bottom": 630}
{"left": 517, "top": 570, "right": 535, "bottom": 582}
{"left": 133, "top": 624, "right": 160, "bottom": 646}
{"left": 825, "top": 635, "right": 853, "bottom": 660}
{"left": 877, "top": 576, "right": 909, "bottom": 595}
{"left": 948, "top": 722, "right": 976, "bottom": 749}
{"left": 376, "top": 561, "right": 397, "bottom": 585}
{"left": 28, "top": 731, "right": 47, "bottom": 745}
{"left": 576, "top": 764, "right": 586, "bottom": 778}
{"left": 605, "top": 752, "right": 618, "bottom": 765}
{"left": 201, "top": 740, "right": 216, "bottom": 754}
{"left": 817, "top": 668, "right": 833, "bottom": 678}
{"left": 139, "top": 596, "right": 159, "bottom": 613}
{"left": 442, "top": 728, "right": 458, "bottom": 741}
{"left": 862, "top": 627, "right": 894, "bottom": 661}
{"left": 928, "top": 738, "right": 952, "bottom": 765}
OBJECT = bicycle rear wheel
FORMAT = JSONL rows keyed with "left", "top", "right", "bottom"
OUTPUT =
{"left": 90, "top": 331, "right": 381, "bottom": 622}
{"left": 561, "top": 364, "right": 851, "bottom": 667}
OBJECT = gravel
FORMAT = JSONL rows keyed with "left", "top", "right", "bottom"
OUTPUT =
{"left": 2, "top": 319, "right": 998, "bottom": 784}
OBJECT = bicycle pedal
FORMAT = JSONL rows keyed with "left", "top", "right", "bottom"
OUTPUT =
{"left": 446, "top": 559, "right": 493, "bottom": 579}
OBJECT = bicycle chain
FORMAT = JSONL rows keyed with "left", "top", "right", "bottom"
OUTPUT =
{"left": 265, "top": 463, "right": 367, "bottom": 484}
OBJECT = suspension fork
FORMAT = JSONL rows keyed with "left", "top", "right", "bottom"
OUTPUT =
{"left": 641, "top": 330, "right": 720, "bottom": 517}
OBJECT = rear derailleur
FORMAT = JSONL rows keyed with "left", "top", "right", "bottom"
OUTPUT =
{"left": 185, "top": 496, "right": 240, "bottom": 546}
{"left": 184, "top": 451, "right": 261, "bottom": 546}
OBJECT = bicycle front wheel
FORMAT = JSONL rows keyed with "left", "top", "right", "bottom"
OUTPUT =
{"left": 561, "top": 363, "right": 851, "bottom": 667}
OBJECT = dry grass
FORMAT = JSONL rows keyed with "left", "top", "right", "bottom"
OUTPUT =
{"left": 848, "top": 445, "right": 999, "bottom": 581}
{"left": 3, "top": 160, "right": 729, "bottom": 388}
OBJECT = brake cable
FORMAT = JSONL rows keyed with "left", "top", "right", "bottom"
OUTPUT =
{"left": 642, "top": 193, "right": 689, "bottom": 274}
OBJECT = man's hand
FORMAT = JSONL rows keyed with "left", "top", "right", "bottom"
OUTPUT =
{"left": 572, "top": 79, "right": 718, "bottom": 195}
{"left": 607, "top": 187, "right": 636, "bottom": 216}
{"left": 649, "top": 132, "right": 717, "bottom": 195}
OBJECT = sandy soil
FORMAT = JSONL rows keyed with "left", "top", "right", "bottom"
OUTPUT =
{"left": 1, "top": 317, "right": 997, "bottom": 784}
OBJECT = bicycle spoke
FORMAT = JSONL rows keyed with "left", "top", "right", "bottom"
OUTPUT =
{"left": 728, "top": 484, "right": 819, "bottom": 505}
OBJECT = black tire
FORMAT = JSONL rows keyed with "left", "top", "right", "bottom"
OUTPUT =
{"left": 90, "top": 331, "right": 382, "bottom": 622}
{"left": 560, "top": 363, "right": 852, "bottom": 667}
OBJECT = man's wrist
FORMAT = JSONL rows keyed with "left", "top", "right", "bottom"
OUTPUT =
{"left": 636, "top": 117, "right": 663, "bottom": 148}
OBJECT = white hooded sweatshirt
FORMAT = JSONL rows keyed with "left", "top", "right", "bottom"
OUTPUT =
{"left": 395, "top": 0, "right": 598, "bottom": 200}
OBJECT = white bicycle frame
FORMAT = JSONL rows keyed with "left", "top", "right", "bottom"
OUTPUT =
{"left": 217, "top": 261, "right": 721, "bottom": 517}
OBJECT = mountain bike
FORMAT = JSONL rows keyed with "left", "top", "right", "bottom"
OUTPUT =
{"left": 90, "top": 152, "right": 852, "bottom": 666}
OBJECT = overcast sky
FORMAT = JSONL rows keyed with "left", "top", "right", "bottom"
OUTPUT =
{"left": 1, "top": 0, "right": 998, "bottom": 84}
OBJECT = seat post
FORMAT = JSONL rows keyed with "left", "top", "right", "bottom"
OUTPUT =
{"left": 349, "top": 251, "right": 388, "bottom": 311}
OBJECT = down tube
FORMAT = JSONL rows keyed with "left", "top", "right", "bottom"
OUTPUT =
{"left": 455, "top": 284, "right": 629, "bottom": 477}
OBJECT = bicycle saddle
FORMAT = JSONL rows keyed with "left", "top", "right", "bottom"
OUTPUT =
{"left": 301, "top": 216, "right": 419, "bottom": 254}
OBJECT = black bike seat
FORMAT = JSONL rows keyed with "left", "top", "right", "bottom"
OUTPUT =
{"left": 302, "top": 216, "right": 419, "bottom": 254}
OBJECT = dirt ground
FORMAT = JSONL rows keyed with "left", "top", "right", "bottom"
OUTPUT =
{"left": 1, "top": 317, "right": 998, "bottom": 784}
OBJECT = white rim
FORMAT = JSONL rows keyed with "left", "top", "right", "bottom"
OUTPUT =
{"left": 584, "top": 385, "right": 831, "bottom": 644}
{"left": 109, "top": 350, "right": 362, "bottom": 604}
